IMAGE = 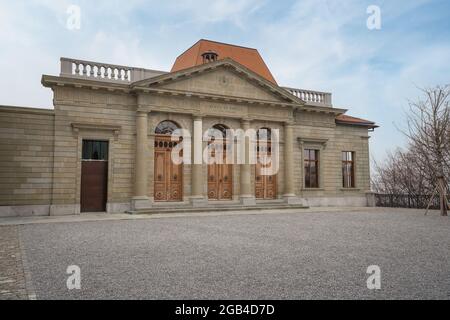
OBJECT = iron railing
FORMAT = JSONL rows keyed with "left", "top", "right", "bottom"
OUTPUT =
{"left": 375, "top": 194, "right": 440, "bottom": 209}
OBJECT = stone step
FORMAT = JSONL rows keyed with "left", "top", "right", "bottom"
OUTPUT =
{"left": 129, "top": 203, "right": 309, "bottom": 215}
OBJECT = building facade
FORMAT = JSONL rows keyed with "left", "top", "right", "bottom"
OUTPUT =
{"left": 0, "top": 40, "right": 377, "bottom": 217}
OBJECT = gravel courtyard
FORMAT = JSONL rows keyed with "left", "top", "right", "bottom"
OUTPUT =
{"left": 10, "top": 209, "right": 450, "bottom": 299}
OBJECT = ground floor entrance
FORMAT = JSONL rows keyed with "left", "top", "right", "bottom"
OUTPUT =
{"left": 154, "top": 135, "right": 183, "bottom": 202}
{"left": 80, "top": 140, "right": 108, "bottom": 212}
{"left": 255, "top": 137, "right": 277, "bottom": 200}
{"left": 208, "top": 161, "right": 233, "bottom": 200}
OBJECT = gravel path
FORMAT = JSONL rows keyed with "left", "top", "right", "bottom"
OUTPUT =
{"left": 0, "top": 226, "right": 32, "bottom": 300}
{"left": 19, "top": 209, "right": 450, "bottom": 300}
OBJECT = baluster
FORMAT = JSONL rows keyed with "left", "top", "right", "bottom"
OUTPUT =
{"left": 89, "top": 65, "right": 95, "bottom": 77}
{"left": 75, "top": 62, "right": 80, "bottom": 75}
{"left": 82, "top": 64, "right": 87, "bottom": 76}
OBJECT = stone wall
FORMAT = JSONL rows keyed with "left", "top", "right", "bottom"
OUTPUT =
{"left": 0, "top": 106, "right": 55, "bottom": 217}
{"left": 293, "top": 109, "right": 372, "bottom": 205}
{"left": 49, "top": 87, "right": 136, "bottom": 215}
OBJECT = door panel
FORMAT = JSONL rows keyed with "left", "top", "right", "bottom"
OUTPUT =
{"left": 255, "top": 142, "right": 277, "bottom": 200}
{"left": 208, "top": 161, "right": 219, "bottom": 200}
{"left": 81, "top": 161, "right": 108, "bottom": 212}
{"left": 207, "top": 142, "right": 233, "bottom": 200}
{"left": 220, "top": 164, "right": 233, "bottom": 200}
{"left": 154, "top": 136, "right": 183, "bottom": 202}
{"left": 154, "top": 150, "right": 167, "bottom": 201}
{"left": 169, "top": 160, "right": 183, "bottom": 201}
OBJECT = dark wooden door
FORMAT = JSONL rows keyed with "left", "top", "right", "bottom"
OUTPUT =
{"left": 154, "top": 136, "right": 183, "bottom": 202}
{"left": 255, "top": 142, "right": 277, "bottom": 199}
{"left": 81, "top": 161, "right": 108, "bottom": 212}
{"left": 208, "top": 143, "right": 233, "bottom": 200}
{"left": 81, "top": 140, "right": 109, "bottom": 213}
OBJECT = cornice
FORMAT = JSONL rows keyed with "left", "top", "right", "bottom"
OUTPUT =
{"left": 133, "top": 86, "right": 300, "bottom": 109}
{"left": 40, "top": 75, "right": 344, "bottom": 117}
{"left": 131, "top": 58, "right": 305, "bottom": 105}
{"left": 41, "top": 75, "right": 132, "bottom": 93}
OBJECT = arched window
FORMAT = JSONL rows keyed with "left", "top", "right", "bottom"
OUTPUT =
{"left": 207, "top": 124, "right": 229, "bottom": 139}
{"left": 155, "top": 120, "right": 180, "bottom": 135}
{"left": 257, "top": 128, "right": 272, "bottom": 141}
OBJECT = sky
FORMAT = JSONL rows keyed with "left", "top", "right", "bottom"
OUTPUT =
{"left": 0, "top": 0, "right": 449, "bottom": 163}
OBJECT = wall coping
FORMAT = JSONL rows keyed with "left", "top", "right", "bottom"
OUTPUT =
{"left": 0, "top": 105, "right": 54, "bottom": 116}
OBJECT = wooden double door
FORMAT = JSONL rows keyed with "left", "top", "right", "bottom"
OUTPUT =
{"left": 255, "top": 142, "right": 277, "bottom": 200}
{"left": 154, "top": 135, "right": 183, "bottom": 202}
{"left": 208, "top": 143, "right": 233, "bottom": 200}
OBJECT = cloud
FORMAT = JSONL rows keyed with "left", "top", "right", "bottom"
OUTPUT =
{"left": 0, "top": 0, "right": 448, "bottom": 163}
{"left": 166, "top": 0, "right": 266, "bottom": 27}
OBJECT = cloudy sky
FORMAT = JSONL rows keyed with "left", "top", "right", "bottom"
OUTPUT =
{"left": 0, "top": 0, "right": 449, "bottom": 162}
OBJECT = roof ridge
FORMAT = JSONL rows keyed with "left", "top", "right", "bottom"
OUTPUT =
{"left": 199, "top": 39, "right": 259, "bottom": 51}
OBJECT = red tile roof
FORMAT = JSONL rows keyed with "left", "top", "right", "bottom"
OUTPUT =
{"left": 336, "top": 114, "right": 378, "bottom": 129}
{"left": 171, "top": 39, "right": 278, "bottom": 84}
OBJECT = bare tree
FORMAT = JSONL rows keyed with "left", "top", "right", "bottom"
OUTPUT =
{"left": 401, "top": 85, "right": 450, "bottom": 215}
{"left": 373, "top": 85, "right": 449, "bottom": 215}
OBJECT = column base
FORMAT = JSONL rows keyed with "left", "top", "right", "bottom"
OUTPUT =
{"left": 283, "top": 195, "right": 307, "bottom": 206}
{"left": 131, "top": 196, "right": 152, "bottom": 210}
{"left": 240, "top": 195, "right": 256, "bottom": 206}
{"left": 190, "top": 196, "right": 208, "bottom": 208}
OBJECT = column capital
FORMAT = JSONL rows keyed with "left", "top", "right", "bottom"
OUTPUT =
{"left": 136, "top": 110, "right": 149, "bottom": 117}
{"left": 193, "top": 115, "right": 203, "bottom": 121}
{"left": 136, "top": 106, "right": 151, "bottom": 114}
{"left": 284, "top": 121, "right": 295, "bottom": 127}
{"left": 240, "top": 118, "right": 252, "bottom": 126}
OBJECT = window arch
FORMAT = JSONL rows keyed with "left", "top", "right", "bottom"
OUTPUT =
{"left": 155, "top": 120, "right": 180, "bottom": 135}
{"left": 207, "top": 124, "right": 229, "bottom": 139}
{"left": 257, "top": 127, "right": 272, "bottom": 141}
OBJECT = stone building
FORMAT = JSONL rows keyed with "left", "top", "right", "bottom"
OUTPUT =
{"left": 0, "top": 39, "right": 377, "bottom": 217}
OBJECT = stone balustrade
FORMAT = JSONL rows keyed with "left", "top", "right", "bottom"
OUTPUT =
{"left": 283, "top": 87, "right": 332, "bottom": 107}
{"left": 60, "top": 58, "right": 166, "bottom": 83}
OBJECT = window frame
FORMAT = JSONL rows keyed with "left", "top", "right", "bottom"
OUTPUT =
{"left": 304, "top": 149, "right": 320, "bottom": 189}
{"left": 82, "top": 140, "right": 109, "bottom": 161}
{"left": 342, "top": 151, "right": 355, "bottom": 188}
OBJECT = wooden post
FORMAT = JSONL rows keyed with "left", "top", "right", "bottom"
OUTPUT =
{"left": 438, "top": 176, "right": 448, "bottom": 216}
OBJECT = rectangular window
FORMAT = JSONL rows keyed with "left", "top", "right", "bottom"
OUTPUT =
{"left": 82, "top": 140, "right": 109, "bottom": 161}
{"left": 304, "top": 149, "right": 319, "bottom": 188}
{"left": 342, "top": 151, "right": 355, "bottom": 188}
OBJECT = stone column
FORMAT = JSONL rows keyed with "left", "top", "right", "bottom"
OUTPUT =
{"left": 240, "top": 119, "right": 256, "bottom": 205}
{"left": 190, "top": 116, "right": 207, "bottom": 207}
{"left": 132, "top": 110, "right": 151, "bottom": 210}
{"left": 283, "top": 122, "right": 302, "bottom": 205}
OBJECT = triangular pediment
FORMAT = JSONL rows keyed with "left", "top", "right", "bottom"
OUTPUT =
{"left": 132, "top": 59, "right": 304, "bottom": 104}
